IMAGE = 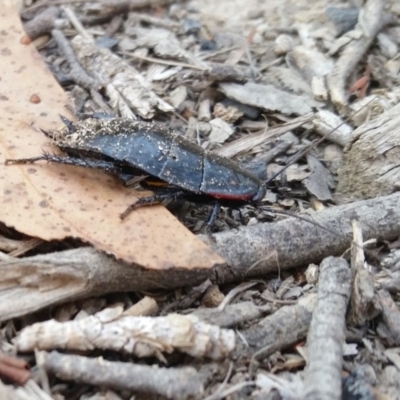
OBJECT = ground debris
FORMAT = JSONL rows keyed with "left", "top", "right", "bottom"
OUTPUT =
{"left": 1, "top": 0, "right": 400, "bottom": 398}
{"left": 219, "top": 82, "right": 320, "bottom": 115}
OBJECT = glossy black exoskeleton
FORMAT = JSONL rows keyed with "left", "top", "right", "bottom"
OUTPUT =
{"left": 6, "top": 116, "right": 266, "bottom": 225}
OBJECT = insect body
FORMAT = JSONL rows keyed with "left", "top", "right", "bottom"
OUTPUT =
{"left": 6, "top": 117, "right": 266, "bottom": 224}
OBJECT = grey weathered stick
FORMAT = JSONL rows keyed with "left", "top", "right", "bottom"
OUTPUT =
{"left": 302, "top": 257, "right": 351, "bottom": 400}
{"left": 243, "top": 293, "right": 316, "bottom": 357}
{"left": 378, "top": 290, "right": 400, "bottom": 345}
{"left": 51, "top": 29, "right": 102, "bottom": 90}
{"left": 327, "top": 0, "right": 384, "bottom": 110}
{"left": 40, "top": 351, "right": 204, "bottom": 400}
{"left": 201, "top": 193, "right": 400, "bottom": 284}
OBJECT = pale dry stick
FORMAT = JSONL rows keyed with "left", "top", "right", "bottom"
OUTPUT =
{"left": 15, "top": 307, "right": 236, "bottom": 360}
{"left": 62, "top": 6, "right": 93, "bottom": 41}
{"left": 34, "top": 350, "right": 51, "bottom": 398}
{"left": 122, "top": 296, "right": 158, "bottom": 317}
{"left": 313, "top": 109, "right": 353, "bottom": 147}
{"left": 14, "top": 380, "right": 53, "bottom": 400}
{"left": 302, "top": 257, "right": 351, "bottom": 400}
{"left": 348, "top": 220, "right": 379, "bottom": 326}
{"left": 8, "top": 238, "right": 42, "bottom": 258}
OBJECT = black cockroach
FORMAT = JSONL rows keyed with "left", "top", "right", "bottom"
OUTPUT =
{"left": 6, "top": 116, "right": 267, "bottom": 226}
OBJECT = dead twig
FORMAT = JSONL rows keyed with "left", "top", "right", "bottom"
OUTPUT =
{"left": 51, "top": 29, "right": 102, "bottom": 90}
{"left": 15, "top": 306, "right": 235, "bottom": 360}
{"left": 201, "top": 193, "right": 400, "bottom": 284}
{"left": 378, "top": 290, "right": 400, "bottom": 345}
{"left": 246, "top": 293, "right": 316, "bottom": 362}
{"left": 348, "top": 220, "right": 379, "bottom": 326}
{"left": 302, "top": 257, "right": 351, "bottom": 400}
{"left": 40, "top": 350, "right": 205, "bottom": 400}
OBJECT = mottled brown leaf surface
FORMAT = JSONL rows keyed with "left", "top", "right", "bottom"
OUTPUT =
{"left": 0, "top": 5, "right": 223, "bottom": 270}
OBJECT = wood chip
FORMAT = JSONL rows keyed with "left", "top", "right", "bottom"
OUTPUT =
{"left": 219, "top": 82, "right": 321, "bottom": 115}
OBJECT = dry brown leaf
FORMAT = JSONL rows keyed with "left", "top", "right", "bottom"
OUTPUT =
{"left": 0, "top": 5, "right": 223, "bottom": 270}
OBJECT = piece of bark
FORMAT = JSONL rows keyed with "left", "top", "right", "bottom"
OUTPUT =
{"left": 286, "top": 46, "right": 333, "bottom": 85}
{"left": 219, "top": 82, "right": 320, "bottom": 116}
{"left": 40, "top": 351, "right": 204, "bottom": 400}
{"left": 15, "top": 306, "right": 235, "bottom": 360}
{"left": 348, "top": 220, "right": 380, "bottom": 326}
{"left": 201, "top": 193, "right": 400, "bottom": 284}
{"left": 327, "top": 0, "right": 384, "bottom": 110}
{"left": 0, "top": 247, "right": 213, "bottom": 322}
{"left": 303, "top": 154, "right": 334, "bottom": 201}
{"left": 243, "top": 293, "right": 317, "bottom": 357}
{"left": 336, "top": 103, "right": 400, "bottom": 201}
{"left": 302, "top": 257, "right": 351, "bottom": 400}
{"left": 378, "top": 290, "right": 400, "bottom": 345}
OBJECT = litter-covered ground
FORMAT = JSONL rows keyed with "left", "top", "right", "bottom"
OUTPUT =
{"left": 1, "top": 0, "right": 400, "bottom": 399}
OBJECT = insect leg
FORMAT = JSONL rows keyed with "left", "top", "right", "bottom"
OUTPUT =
{"left": 5, "top": 153, "right": 122, "bottom": 175}
{"left": 120, "top": 190, "right": 185, "bottom": 220}
{"left": 206, "top": 202, "right": 222, "bottom": 228}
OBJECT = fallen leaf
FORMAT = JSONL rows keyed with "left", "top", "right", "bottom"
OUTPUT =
{"left": 0, "top": 4, "right": 224, "bottom": 270}
{"left": 303, "top": 155, "right": 334, "bottom": 201}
